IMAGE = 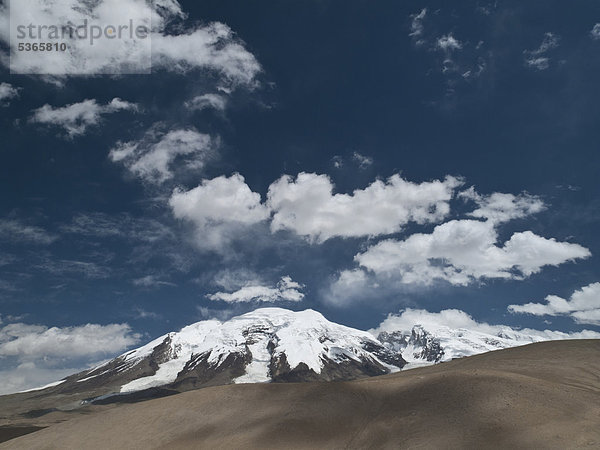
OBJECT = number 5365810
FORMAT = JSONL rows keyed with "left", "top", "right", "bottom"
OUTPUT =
{"left": 17, "top": 43, "right": 67, "bottom": 51}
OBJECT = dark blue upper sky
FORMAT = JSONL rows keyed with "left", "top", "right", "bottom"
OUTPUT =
{"left": 1, "top": 0, "right": 599, "bottom": 391}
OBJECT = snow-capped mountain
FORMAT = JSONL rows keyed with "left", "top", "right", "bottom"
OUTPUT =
{"left": 377, "top": 324, "right": 554, "bottom": 365}
{"left": 41, "top": 308, "right": 405, "bottom": 403}
{"left": 8, "top": 306, "right": 597, "bottom": 419}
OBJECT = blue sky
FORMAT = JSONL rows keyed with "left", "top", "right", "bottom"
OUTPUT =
{"left": 1, "top": 0, "right": 600, "bottom": 392}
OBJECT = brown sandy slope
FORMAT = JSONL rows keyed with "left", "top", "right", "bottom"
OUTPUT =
{"left": 2, "top": 340, "right": 600, "bottom": 449}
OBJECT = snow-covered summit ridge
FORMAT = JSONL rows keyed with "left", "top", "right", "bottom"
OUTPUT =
{"left": 123, "top": 308, "right": 381, "bottom": 370}
{"left": 373, "top": 308, "right": 600, "bottom": 365}
{"left": 85, "top": 308, "right": 404, "bottom": 394}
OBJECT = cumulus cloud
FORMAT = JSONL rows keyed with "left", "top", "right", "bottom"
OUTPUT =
{"left": 459, "top": 187, "right": 545, "bottom": 223}
{"left": 0, "top": 321, "right": 141, "bottom": 394}
{"left": 267, "top": 173, "right": 462, "bottom": 243}
{"left": 508, "top": 282, "right": 600, "bottom": 326}
{"left": 207, "top": 276, "right": 304, "bottom": 303}
{"left": 169, "top": 173, "right": 270, "bottom": 250}
{"left": 185, "top": 93, "right": 227, "bottom": 111}
{"left": 592, "top": 24, "right": 600, "bottom": 40}
{"left": 0, "top": 322, "right": 140, "bottom": 358}
{"left": 371, "top": 307, "right": 600, "bottom": 340}
{"left": 323, "top": 269, "right": 376, "bottom": 307}
{"left": 0, "top": 218, "right": 57, "bottom": 245}
{"left": 170, "top": 173, "right": 270, "bottom": 226}
{"left": 109, "top": 126, "right": 215, "bottom": 183}
{"left": 2, "top": 0, "right": 261, "bottom": 85}
{"left": 354, "top": 219, "right": 591, "bottom": 286}
{"left": 524, "top": 32, "right": 560, "bottom": 70}
{"left": 151, "top": 21, "right": 261, "bottom": 85}
{"left": 169, "top": 171, "right": 587, "bottom": 290}
{"left": 0, "top": 82, "right": 20, "bottom": 105}
{"left": 30, "top": 98, "right": 138, "bottom": 138}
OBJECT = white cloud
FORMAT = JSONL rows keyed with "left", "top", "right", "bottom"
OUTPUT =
{"left": 0, "top": 363, "right": 84, "bottom": 396}
{"left": 168, "top": 171, "right": 584, "bottom": 286}
{"left": 170, "top": 173, "right": 270, "bottom": 225}
{"left": 152, "top": 0, "right": 186, "bottom": 18}
{"left": 524, "top": 32, "right": 560, "bottom": 70}
{"left": 323, "top": 269, "right": 376, "bottom": 307}
{"left": 508, "top": 282, "right": 600, "bottom": 326}
{"left": 0, "top": 314, "right": 27, "bottom": 324}
{"left": 459, "top": 187, "right": 545, "bottom": 223}
{"left": 437, "top": 34, "right": 463, "bottom": 51}
{"left": 352, "top": 152, "right": 373, "bottom": 169}
{"left": 30, "top": 98, "right": 138, "bottom": 138}
{"left": 534, "top": 32, "right": 560, "bottom": 53}
{"left": 525, "top": 57, "right": 550, "bottom": 71}
{"left": 132, "top": 308, "right": 161, "bottom": 320}
{"left": 0, "top": 322, "right": 140, "bottom": 358}
{"left": 169, "top": 173, "right": 270, "bottom": 250}
{"left": 207, "top": 276, "right": 304, "bottom": 303}
{"left": 409, "top": 11, "right": 487, "bottom": 87}
{"left": 371, "top": 307, "right": 600, "bottom": 340}
{"left": 212, "top": 268, "right": 263, "bottom": 291}
{"left": 355, "top": 219, "right": 591, "bottom": 286}
{"left": 0, "top": 321, "right": 141, "bottom": 395}
{"left": 2, "top": 0, "right": 261, "bottom": 85}
{"left": 434, "top": 33, "right": 464, "bottom": 78}
{"left": 267, "top": 173, "right": 462, "bottom": 243}
{"left": 592, "top": 24, "right": 600, "bottom": 40}
{"left": 185, "top": 93, "right": 227, "bottom": 111}
{"left": 329, "top": 154, "right": 374, "bottom": 170}
{"left": 374, "top": 308, "right": 496, "bottom": 335}
{"left": 409, "top": 8, "right": 427, "bottom": 39}
{"left": 0, "top": 82, "right": 20, "bottom": 105}
{"left": 331, "top": 155, "right": 343, "bottom": 169}
{"left": 151, "top": 22, "right": 261, "bottom": 85}
{"left": 109, "top": 126, "right": 215, "bottom": 183}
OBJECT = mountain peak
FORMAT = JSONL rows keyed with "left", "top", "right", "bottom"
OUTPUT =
{"left": 36, "top": 308, "right": 405, "bottom": 404}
